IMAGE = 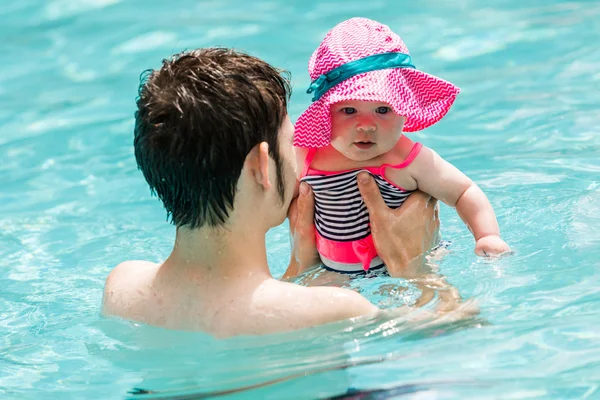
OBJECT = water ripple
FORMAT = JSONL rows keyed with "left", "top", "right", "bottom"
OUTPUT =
{"left": 1, "top": 0, "right": 600, "bottom": 398}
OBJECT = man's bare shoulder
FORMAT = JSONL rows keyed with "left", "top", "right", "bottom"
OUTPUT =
{"left": 264, "top": 280, "right": 379, "bottom": 325}
{"left": 308, "top": 285, "right": 379, "bottom": 320}
{"left": 101, "top": 260, "right": 159, "bottom": 317}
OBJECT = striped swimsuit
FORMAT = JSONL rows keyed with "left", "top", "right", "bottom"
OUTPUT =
{"left": 300, "top": 142, "right": 422, "bottom": 274}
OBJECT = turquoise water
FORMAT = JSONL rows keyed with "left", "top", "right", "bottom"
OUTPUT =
{"left": 1, "top": 0, "right": 600, "bottom": 398}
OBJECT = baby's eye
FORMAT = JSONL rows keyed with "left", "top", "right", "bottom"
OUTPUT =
{"left": 341, "top": 107, "right": 357, "bottom": 115}
{"left": 376, "top": 106, "right": 392, "bottom": 114}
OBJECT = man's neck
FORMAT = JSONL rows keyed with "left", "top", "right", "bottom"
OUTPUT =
{"left": 163, "top": 223, "right": 271, "bottom": 279}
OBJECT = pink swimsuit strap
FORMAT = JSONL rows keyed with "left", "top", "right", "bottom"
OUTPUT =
{"left": 300, "top": 142, "right": 423, "bottom": 178}
{"left": 300, "top": 148, "right": 318, "bottom": 178}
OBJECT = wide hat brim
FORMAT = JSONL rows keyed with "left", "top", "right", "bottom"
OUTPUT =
{"left": 294, "top": 68, "right": 460, "bottom": 148}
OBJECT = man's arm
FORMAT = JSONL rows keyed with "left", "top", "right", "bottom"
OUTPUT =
{"left": 299, "top": 285, "right": 477, "bottom": 329}
{"left": 357, "top": 172, "right": 464, "bottom": 312}
{"left": 283, "top": 174, "right": 476, "bottom": 318}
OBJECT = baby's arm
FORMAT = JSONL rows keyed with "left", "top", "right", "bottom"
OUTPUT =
{"left": 408, "top": 146, "right": 510, "bottom": 256}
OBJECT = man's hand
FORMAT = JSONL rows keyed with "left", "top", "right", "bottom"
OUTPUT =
{"left": 356, "top": 172, "right": 476, "bottom": 315}
{"left": 357, "top": 172, "right": 440, "bottom": 278}
{"left": 282, "top": 182, "right": 320, "bottom": 279}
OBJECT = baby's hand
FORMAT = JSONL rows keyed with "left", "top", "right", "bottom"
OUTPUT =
{"left": 475, "top": 235, "right": 510, "bottom": 257}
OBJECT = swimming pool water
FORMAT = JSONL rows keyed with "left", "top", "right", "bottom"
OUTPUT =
{"left": 1, "top": 0, "right": 600, "bottom": 398}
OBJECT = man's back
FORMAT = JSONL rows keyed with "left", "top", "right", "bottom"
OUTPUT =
{"left": 102, "top": 261, "right": 378, "bottom": 337}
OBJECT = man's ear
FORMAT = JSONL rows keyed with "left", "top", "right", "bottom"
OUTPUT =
{"left": 247, "top": 141, "right": 272, "bottom": 190}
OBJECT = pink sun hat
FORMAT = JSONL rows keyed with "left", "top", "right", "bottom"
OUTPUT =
{"left": 293, "top": 17, "right": 460, "bottom": 148}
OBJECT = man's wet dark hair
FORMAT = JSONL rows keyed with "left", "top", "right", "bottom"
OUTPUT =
{"left": 134, "top": 48, "right": 291, "bottom": 228}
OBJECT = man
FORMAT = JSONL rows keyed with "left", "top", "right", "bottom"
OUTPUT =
{"left": 102, "top": 48, "right": 448, "bottom": 338}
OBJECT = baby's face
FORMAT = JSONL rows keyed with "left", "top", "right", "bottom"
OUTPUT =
{"left": 329, "top": 100, "right": 405, "bottom": 162}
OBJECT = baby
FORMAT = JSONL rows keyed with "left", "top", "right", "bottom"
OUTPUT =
{"left": 294, "top": 18, "right": 510, "bottom": 274}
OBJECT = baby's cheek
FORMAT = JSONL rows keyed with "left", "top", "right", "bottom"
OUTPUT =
{"left": 330, "top": 139, "right": 348, "bottom": 156}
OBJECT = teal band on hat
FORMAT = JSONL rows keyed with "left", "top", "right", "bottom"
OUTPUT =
{"left": 306, "top": 52, "right": 415, "bottom": 102}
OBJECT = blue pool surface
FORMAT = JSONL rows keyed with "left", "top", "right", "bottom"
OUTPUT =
{"left": 1, "top": 0, "right": 600, "bottom": 398}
